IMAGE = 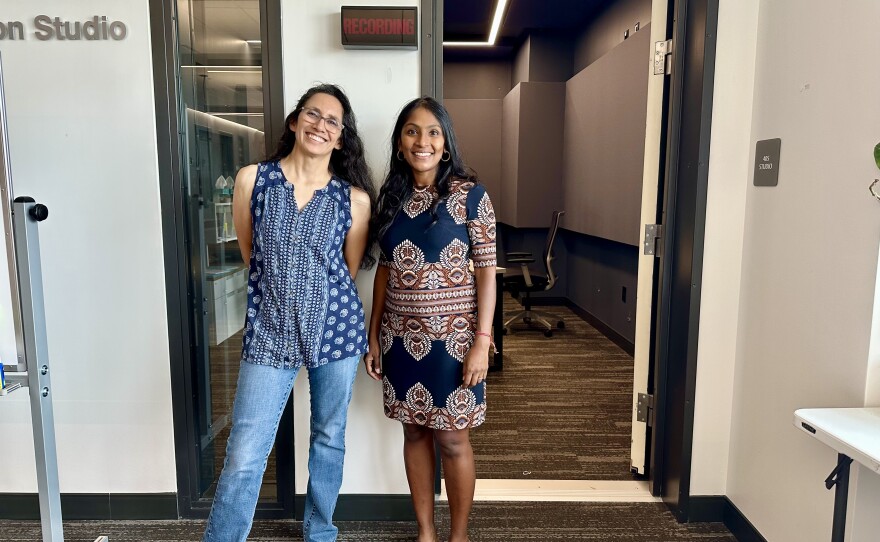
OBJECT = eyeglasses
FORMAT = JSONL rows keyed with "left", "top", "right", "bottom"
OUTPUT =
{"left": 301, "top": 107, "right": 344, "bottom": 134}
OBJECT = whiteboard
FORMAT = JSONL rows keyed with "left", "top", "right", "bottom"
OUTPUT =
{"left": 0, "top": 52, "right": 25, "bottom": 374}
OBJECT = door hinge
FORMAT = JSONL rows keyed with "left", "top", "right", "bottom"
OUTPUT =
{"left": 643, "top": 224, "right": 663, "bottom": 256}
{"left": 637, "top": 393, "right": 655, "bottom": 426}
{"left": 654, "top": 39, "right": 673, "bottom": 75}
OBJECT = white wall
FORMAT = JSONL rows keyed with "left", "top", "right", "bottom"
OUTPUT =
{"left": 280, "top": 0, "right": 419, "bottom": 495}
{"left": 690, "top": 0, "right": 760, "bottom": 496}
{"left": 0, "top": 1, "right": 175, "bottom": 493}
{"left": 702, "top": 1, "right": 880, "bottom": 540}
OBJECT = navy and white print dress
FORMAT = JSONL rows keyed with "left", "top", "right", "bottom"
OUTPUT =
{"left": 379, "top": 179, "right": 497, "bottom": 430}
{"left": 242, "top": 160, "right": 366, "bottom": 369}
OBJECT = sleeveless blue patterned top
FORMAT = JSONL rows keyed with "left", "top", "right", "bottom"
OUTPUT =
{"left": 241, "top": 160, "right": 367, "bottom": 369}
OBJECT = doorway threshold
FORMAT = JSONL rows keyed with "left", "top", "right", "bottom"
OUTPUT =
{"left": 439, "top": 479, "right": 659, "bottom": 502}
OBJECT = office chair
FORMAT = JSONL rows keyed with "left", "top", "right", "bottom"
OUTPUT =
{"left": 502, "top": 210, "right": 565, "bottom": 337}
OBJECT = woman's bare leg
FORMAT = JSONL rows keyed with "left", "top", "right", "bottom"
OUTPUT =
{"left": 435, "top": 429, "right": 474, "bottom": 542}
{"left": 402, "top": 423, "right": 439, "bottom": 541}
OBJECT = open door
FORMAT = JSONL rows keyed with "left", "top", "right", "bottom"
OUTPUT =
{"left": 630, "top": 0, "right": 672, "bottom": 477}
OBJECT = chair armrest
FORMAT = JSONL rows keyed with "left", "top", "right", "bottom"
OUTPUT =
{"left": 521, "top": 263, "right": 533, "bottom": 287}
{"left": 507, "top": 256, "right": 535, "bottom": 264}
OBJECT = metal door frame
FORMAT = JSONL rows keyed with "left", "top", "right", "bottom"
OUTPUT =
{"left": 427, "top": 0, "right": 720, "bottom": 523}
{"left": 148, "top": 0, "right": 291, "bottom": 518}
{"left": 649, "top": 0, "right": 719, "bottom": 520}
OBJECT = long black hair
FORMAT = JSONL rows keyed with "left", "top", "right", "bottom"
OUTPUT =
{"left": 373, "top": 97, "right": 477, "bottom": 243}
{"left": 267, "top": 83, "right": 377, "bottom": 268}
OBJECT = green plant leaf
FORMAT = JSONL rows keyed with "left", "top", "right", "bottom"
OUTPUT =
{"left": 875, "top": 142, "right": 880, "bottom": 170}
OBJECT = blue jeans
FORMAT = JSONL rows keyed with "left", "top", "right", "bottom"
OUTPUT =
{"left": 203, "top": 355, "right": 360, "bottom": 542}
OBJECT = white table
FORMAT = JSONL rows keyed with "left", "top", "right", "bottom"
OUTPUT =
{"left": 794, "top": 408, "right": 880, "bottom": 542}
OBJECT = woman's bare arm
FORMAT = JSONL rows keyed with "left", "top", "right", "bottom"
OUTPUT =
{"left": 232, "top": 164, "right": 257, "bottom": 263}
{"left": 364, "top": 265, "right": 389, "bottom": 380}
{"left": 343, "top": 187, "right": 371, "bottom": 279}
{"left": 462, "top": 265, "right": 496, "bottom": 388}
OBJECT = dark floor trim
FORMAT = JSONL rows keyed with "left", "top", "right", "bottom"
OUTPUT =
{"left": 562, "top": 300, "right": 636, "bottom": 356}
{"left": 0, "top": 493, "right": 178, "bottom": 520}
{"left": 522, "top": 296, "right": 636, "bottom": 356}
{"left": 295, "top": 494, "right": 415, "bottom": 521}
{"left": 0, "top": 492, "right": 415, "bottom": 522}
{"left": 689, "top": 496, "right": 767, "bottom": 542}
{"left": 688, "top": 495, "right": 726, "bottom": 522}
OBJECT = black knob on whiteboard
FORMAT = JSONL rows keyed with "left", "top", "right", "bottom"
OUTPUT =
{"left": 29, "top": 204, "right": 49, "bottom": 222}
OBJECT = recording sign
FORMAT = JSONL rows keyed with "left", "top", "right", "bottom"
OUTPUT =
{"left": 341, "top": 6, "right": 418, "bottom": 50}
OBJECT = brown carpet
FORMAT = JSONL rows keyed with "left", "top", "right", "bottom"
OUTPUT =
{"left": 470, "top": 296, "right": 636, "bottom": 480}
{"left": 2, "top": 305, "right": 733, "bottom": 539}
{"left": 0, "top": 502, "right": 734, "bottom": 541}
{"left": 205, "top": 296, "right": 637, "bottom": 484}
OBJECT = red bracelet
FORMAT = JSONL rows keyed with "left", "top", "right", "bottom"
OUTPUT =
{"left": 475, "top": 331, "right": 498, "bottom": 352}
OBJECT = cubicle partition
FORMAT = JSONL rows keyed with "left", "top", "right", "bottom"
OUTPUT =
{"left": 562, "top": 25, "right": 651, "bottom": 245}
{"left": 444, "top": 20, "right": 652, "bottom": 345}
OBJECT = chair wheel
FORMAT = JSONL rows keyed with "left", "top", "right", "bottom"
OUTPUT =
{"left": 557, "top": 321, "right": 565, "bottom": 329}
{"left": 503, "top": 327, "right": 509, "bottom": 335}
{"left": 544, "top": 330, "right": 553, "bottom": 338}
{"left": 524, "top": 316, "right": 532, "bottom": 324}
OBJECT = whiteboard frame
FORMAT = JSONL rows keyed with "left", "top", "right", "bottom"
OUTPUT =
{"left": 0, "top": 52, "right": 26, "bottom": 373}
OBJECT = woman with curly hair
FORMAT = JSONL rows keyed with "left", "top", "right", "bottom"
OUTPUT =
{"left": 203, "top": 84, "right": 375, "bottom": 542}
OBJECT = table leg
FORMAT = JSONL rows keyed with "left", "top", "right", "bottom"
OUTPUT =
{"left": 825, "top": 453, "right": 853, "bottom": 542}
{"left": 491, "top": 270, "right": 503, "bottom": 371}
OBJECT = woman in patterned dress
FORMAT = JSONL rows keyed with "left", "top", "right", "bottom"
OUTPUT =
{"left": 203, "top": 84, "right": 375, "bottom": 542}
{"left": 364, "top": 97, "right": 497, "bottom": 542}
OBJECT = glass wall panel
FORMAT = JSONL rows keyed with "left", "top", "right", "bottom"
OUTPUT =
{"left": 174, "top": 0, "right": 278, "bottom": 504}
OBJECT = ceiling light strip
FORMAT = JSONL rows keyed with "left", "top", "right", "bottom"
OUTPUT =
{"left": 205, "top": 70, "right": 262, "bottom": 74}
{"left": 486, "top": 0, "right": 509, "bottom": 45}
{"left": 442, "top": 41, "right": 493, "bottom": 47}
{"left": 442, "top": 0, "right": 509, "bottom": 47}
{"left": 180, "top": 65, "right": 262, "bottom": 69}
{"left": 206, "top": 112, "right": 264, "bottom": 117}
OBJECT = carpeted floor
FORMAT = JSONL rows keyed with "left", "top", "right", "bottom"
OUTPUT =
{"left": 470, "top": 296, "right": 636, "bottom": 480}
{"left": 0, "top": 502, "right": 735, "bottom": 541}
{"left": 202, "top": 295, "right": 636, "bottom": 486}
{"left": 1, "top": 302, "right": 735, "bottom": 540}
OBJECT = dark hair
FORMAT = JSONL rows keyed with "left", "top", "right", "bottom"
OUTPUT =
{"left": 268, "top": 83, "right": 377, "bottom": 268}
{"left": 373, "top": 97, "right": 477, "bottom": 242}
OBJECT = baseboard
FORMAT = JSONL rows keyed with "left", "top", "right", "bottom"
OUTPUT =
{"left": 562, "top": 300, "right": 636, "bottom": 356}
{"left": 1, "top": 492, "right": 414, "bottom": 522}
{"left": 689, "top": 496, "right": 767, "bottom": 542}
{"left": 513, "top": 296, "right": 635, "bottom": 356}
{"left": 0, "top": 493, "right": 178, "bottom": 520}
{"left": 721, "top": 498, "right": 768, "bottom": 542}
{"left": 295, "top": 494, "right": 415, "bottom": 521}
{"left": 688, "top": 495, "right": 726, "bottom": 522}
